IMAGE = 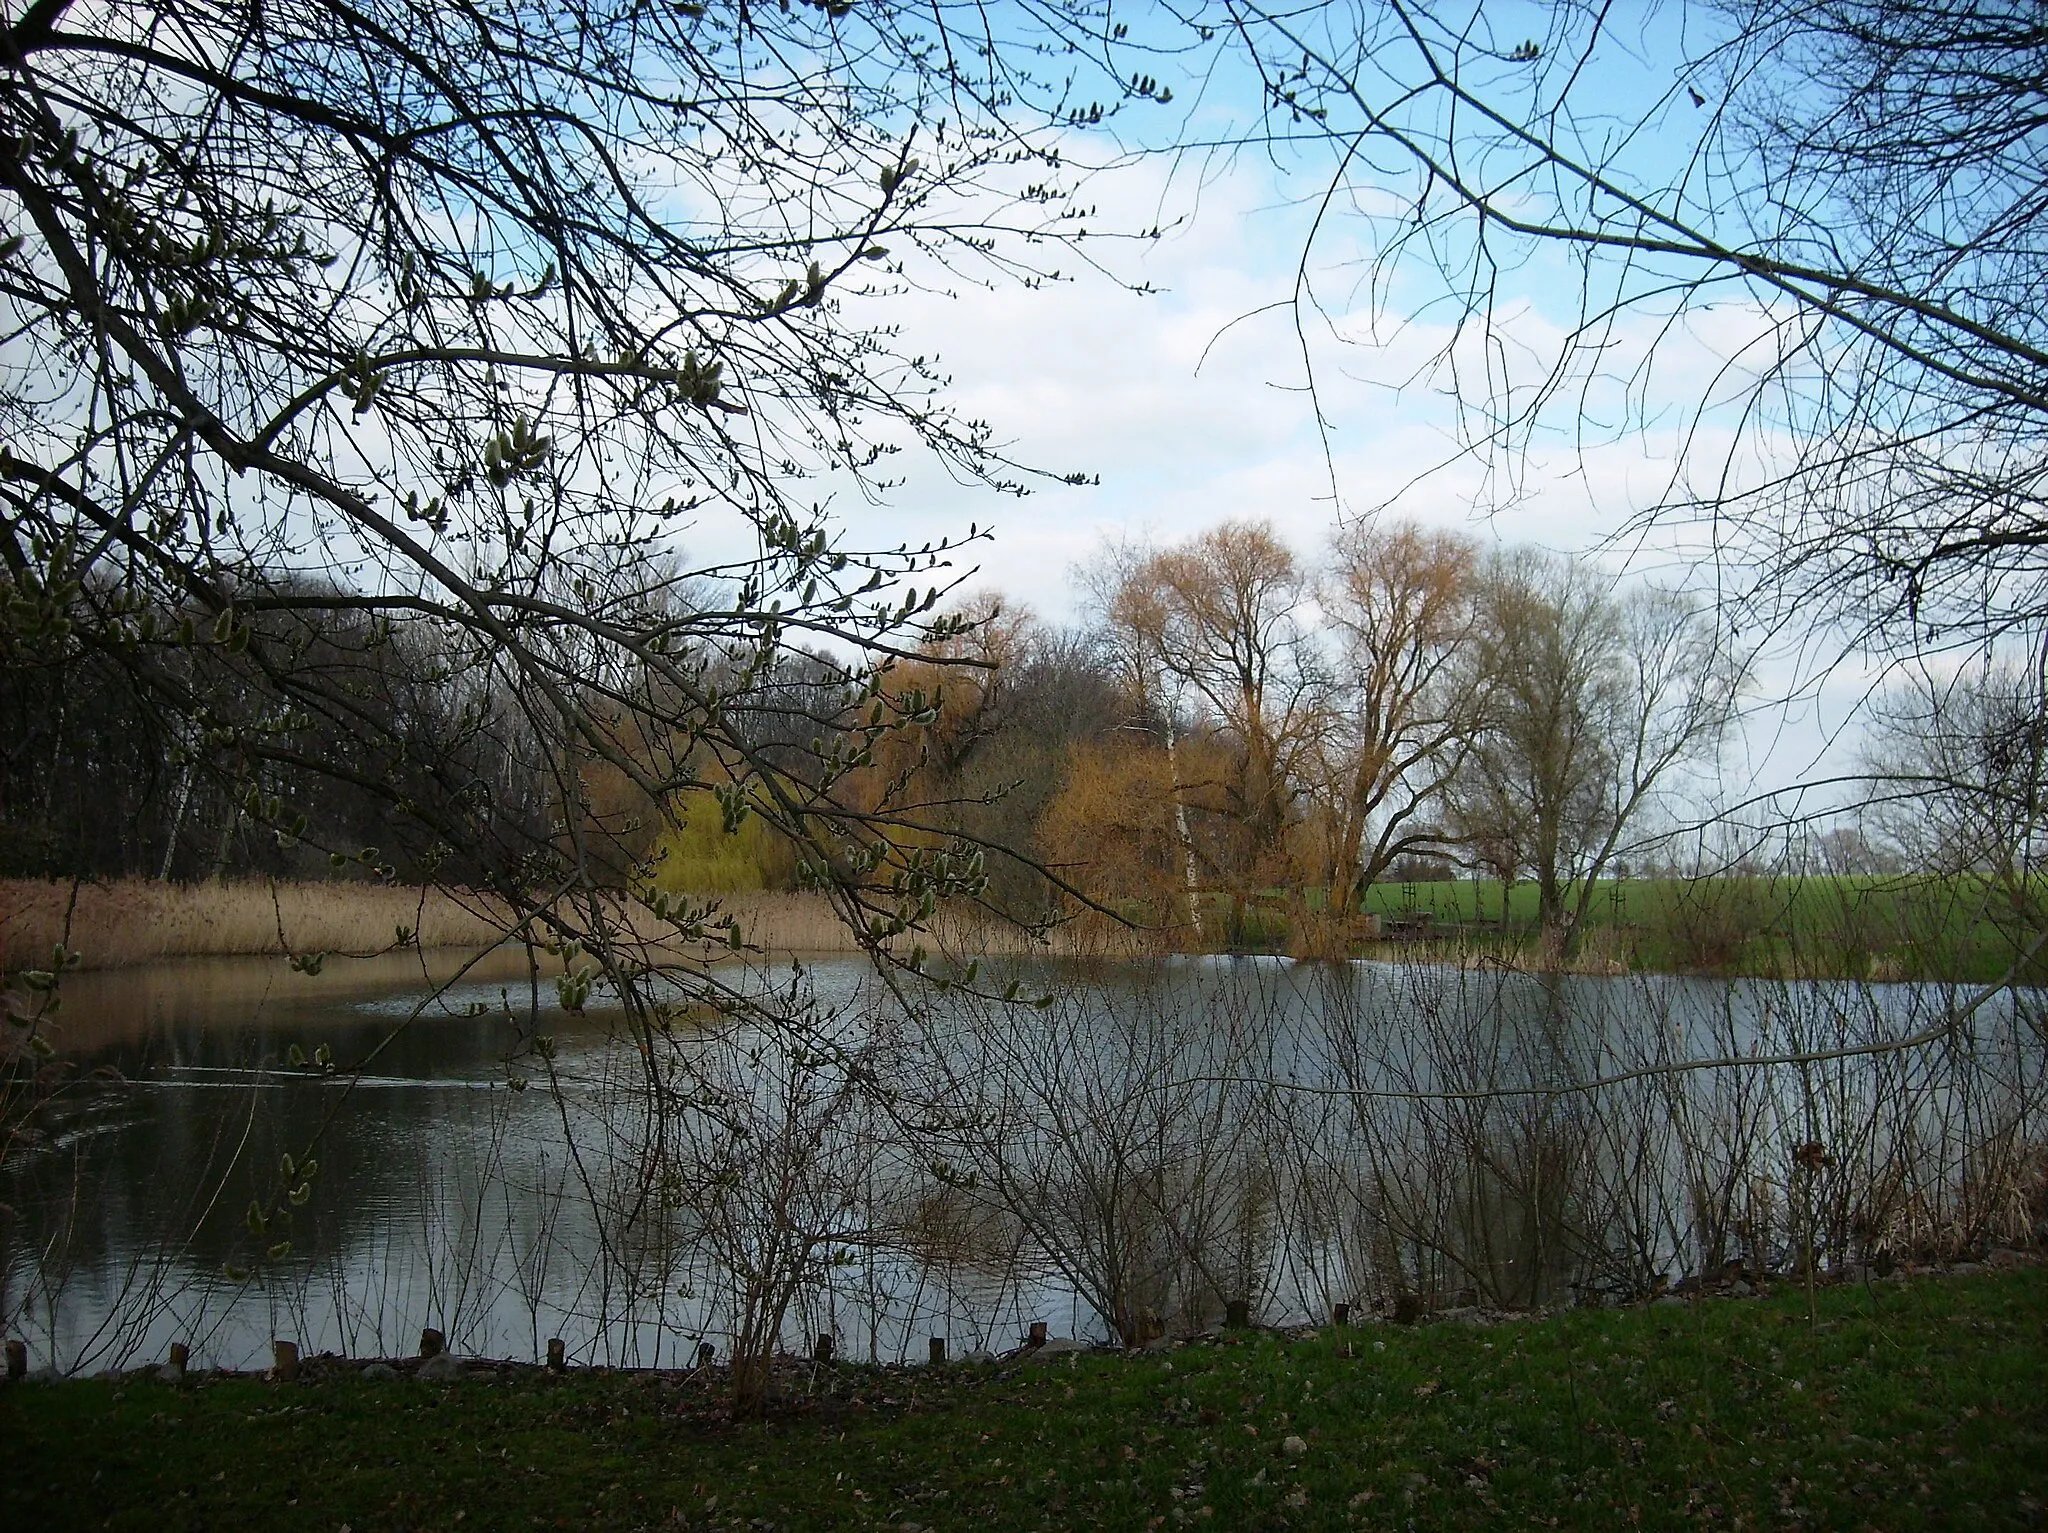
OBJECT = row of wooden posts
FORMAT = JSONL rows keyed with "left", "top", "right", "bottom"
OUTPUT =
{"left": 0, "top": 1329, "right": 543, "bottom": 1382}
{"left": 3, "top": 1302, "right": 1352, "bottom": 1381}
{"left": 802, "top": 1299, "right": 1346, "bottom": 1365}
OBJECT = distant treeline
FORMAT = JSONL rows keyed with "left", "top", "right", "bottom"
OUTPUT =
{"left": 2, "top": 585, "right": 549, "bottom": 887}
{"left": 6, "top": 517, "right": 2040, "bottom": 970}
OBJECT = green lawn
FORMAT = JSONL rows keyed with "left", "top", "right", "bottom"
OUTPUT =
{"left": 6, "top": 1269, "right": 2044, "bottom": 1530}
{"left": 1344, "top": 875, "right": 2046, "bottom": 982}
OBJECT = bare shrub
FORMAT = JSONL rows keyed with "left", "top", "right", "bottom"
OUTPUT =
{"left": 903, "top": 966, "right": 1298, "bottom": 1344}
{"left": 1640, "top": 880, "right": 1776, "bottom": 972}
{"left": 661, "top": 987, "right": 894, "bottom": 1414}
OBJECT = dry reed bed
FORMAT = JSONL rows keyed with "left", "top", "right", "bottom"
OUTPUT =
{"left": 0, "top": 880, "right": 1149, "bottom": 971}
{"left": 0, "top": 879, "right": 508, "bottom": 970}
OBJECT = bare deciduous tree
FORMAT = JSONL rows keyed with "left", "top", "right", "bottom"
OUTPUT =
{"left": 1448, "top": 551, "right": 1745, "bottom": 955}
{"left": 1864, "top": 638, "right": 2048, "bottom": 945}
{"left": 1306, "top": 518, "right": 1481, "bottom": 950}
{"left": 1107, "top": 520, "right": 1328, "bottom": 944}
{"left": 1073, "top": 2, "right": 2047, "bottom": 669}
{"left": 0, "top": 0, "right": 1146, "bottom": 1291}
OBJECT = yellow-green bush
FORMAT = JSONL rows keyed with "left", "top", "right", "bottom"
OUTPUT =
{"left": 647, "top": 792, "right": 797, "bottom": 894}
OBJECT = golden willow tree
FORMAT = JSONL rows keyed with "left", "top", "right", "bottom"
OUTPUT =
{"left": 1053, "top": 0, "right": 2045, "bottom": 954}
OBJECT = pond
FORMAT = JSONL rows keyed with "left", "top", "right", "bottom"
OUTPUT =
{"left": 4, "top": 949, "right": 2041, "bottom": 1374}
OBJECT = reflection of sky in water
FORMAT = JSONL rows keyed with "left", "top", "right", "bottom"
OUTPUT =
{"left": 4, "top": 955, "right": 2038, "bottom": 1374}
{"left": 3, "top": 953, "right": 1064, "bottom": 1373}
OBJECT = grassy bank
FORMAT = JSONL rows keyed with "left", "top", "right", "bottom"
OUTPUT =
{"left": 1346, "top": 875, "right": 2048, "bottom": 983}
{"left": 4, "top": 1270, "right": 2042, "bottom": 1531}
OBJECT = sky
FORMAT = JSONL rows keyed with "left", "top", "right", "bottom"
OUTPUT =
{"left": 594, "top": 1, "right": 1905, "bottom": 823}
{"left": 812, "top": 3, "right": 1790, "bottom": 620}
{"left": 848, "top": 156, "right": 1763, "bottom": 617}
{"left": 806, "top": 74, "right": 1889, "bottom": 815}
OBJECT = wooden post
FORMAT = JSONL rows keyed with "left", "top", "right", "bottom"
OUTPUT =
{"left": 168, "top": 1342, "right": 190, "bottom": 1377}
{"left": 271, "top": 1339, "right": 300, "bottom": 1381}
{"left": 929, "top": 1337, "right": 946, "bottom": 1365}
{"left": 419, "top": 1327, "right": 445, "bottom": 1359}
{"left": 5, "top": 1339, "right": 24, "bottom": 1380}
{"left": 1027, "top": 1321, "right": 1047, "bottom": 1348}
{"left": 812, "top": 1333, "right": 835, "bottom": 1364}
{"left": 1333, "top": 1302, "right": 1350, "bottom": 1327}
{"left": 1225, "top": 1299, "right": 1250, "bottom": 1329}
{"left": 696, "top": 1341, "right": 715, "bottom": 1368}
{"left": 545, "top": 1338, "right": 565, "bottom": 1372}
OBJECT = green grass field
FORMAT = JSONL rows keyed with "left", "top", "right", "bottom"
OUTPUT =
{"left": 1336, "top": 875, "right": 2046, "bottom": 982}
{"left": 5, "top": 1269, "right": 2043, "bottom": 1531}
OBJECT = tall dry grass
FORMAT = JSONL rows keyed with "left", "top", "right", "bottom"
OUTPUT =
{"left": 633, "top": 893, "right": 1161, "bottom": 960}
{"left": 0, "top": 878, "right": 509, "bottom": 970}
{"left": 0, "top": 880, "right": 1145, "bottom": 971}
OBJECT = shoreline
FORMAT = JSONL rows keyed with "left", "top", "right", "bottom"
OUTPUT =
{"left": 0, "top": 878, "right": 1154, "bottom": 973}
{"left": 5, "top": 1268, "right": 2040, "bottom": 1530}
{"left": 9, "top": 1249, "right": 2033, "bottom": 1385}
{"left": 8, "top": 877, "right": 2035, "bottom": 984}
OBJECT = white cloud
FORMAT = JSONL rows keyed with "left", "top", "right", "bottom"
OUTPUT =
{"left": 805, "top": 148, "right": 1824, "bottom": 630}
{"left": 642, "top": 140, "right": 1890, "bottom": 799}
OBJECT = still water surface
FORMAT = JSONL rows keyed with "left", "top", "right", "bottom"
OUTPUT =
{"left": 3, "top": 949, "right": 2037, "bottom": 1373}
{"left": 6, "top": 949, "right": 1062, "bottom": 1371}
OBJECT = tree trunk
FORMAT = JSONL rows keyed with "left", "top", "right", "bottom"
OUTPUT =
{"left": 1535, "top": 875, "right": 1573, "bottom": 966}
{"left": 158, "top": 762, "right": 194, "bottom": 881}
{"left": 1164, "top": 726, "right": 1204, "bottom": 945}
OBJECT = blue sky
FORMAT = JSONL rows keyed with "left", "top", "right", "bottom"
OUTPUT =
{"left": 822, "top": 2, "right": 1789, "bottom": 606}
{"left": 721, "top": 3, "right": 1903, "bottom": 813}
